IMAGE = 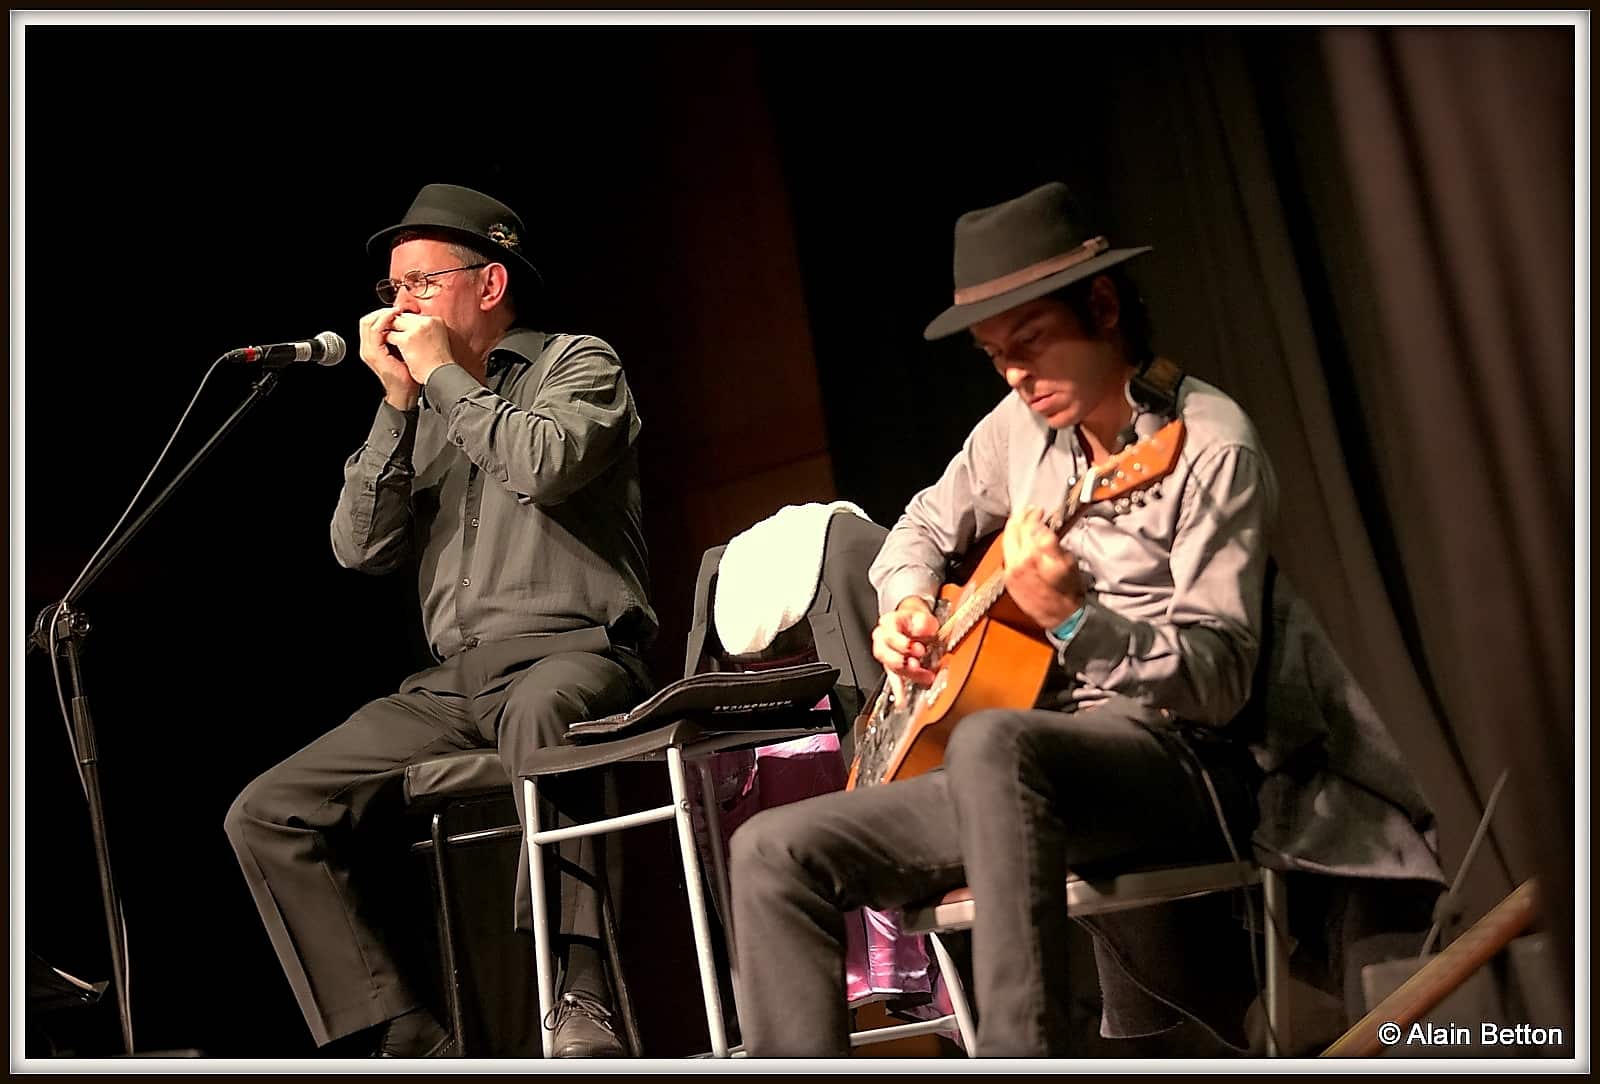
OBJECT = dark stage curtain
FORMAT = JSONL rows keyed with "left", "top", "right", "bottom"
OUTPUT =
{"left": 1092, "top": 28, "right": 1574, "bottom": 925}
{"left": 1072, "top": 25, "right": 1577, "bottom": 1019}
{"left": 1317, "top": 25, "right": 1576, "bottom": 1006}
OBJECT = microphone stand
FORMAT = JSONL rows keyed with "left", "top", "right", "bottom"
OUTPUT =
{"left": 29, "top": 368, "right": 283, "bottom": 1055}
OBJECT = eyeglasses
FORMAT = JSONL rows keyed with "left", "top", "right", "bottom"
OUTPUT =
{"left": 375, "top": 262, "right": 489, "bottom": 305}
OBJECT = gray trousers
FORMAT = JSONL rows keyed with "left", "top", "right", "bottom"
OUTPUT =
{"left": 224, "top": 633, "right": 648, "bottom": 1046}
{"left": 728, "top": 698, "right": 1258, "bottom": 1057}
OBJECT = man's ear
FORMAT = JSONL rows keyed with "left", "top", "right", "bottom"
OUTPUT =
{"left": 1089, "top": 274, "right": 1121, "bottom": 334}
{"left": 479, "top": 262, "right": 510, "bottom": 311}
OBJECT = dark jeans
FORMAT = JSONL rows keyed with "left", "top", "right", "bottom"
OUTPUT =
{"left": 729, "top": 697, "right": 1258, "bottom": 1057}
{"left": 224, "top": 635, "right": 648, "bottom": 1046}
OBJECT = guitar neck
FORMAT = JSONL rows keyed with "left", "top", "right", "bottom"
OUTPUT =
{"left": 936, "top": 489, "right": 1089, "bottom": 644}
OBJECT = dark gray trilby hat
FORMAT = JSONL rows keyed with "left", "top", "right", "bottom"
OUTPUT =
{"left": 923, "top": 181, "right": 1151, "bottom": 340}
{"left": 368, "top": 183, "right": 543, "bottom": 291}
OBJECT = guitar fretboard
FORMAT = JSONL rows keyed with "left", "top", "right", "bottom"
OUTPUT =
{"left": 936, "top": 471, "right": 1091, "bottom": 651}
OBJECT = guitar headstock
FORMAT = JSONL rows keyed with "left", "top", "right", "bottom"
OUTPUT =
{"left": 1078, "top": 419, "right": 1186, "bottom": 505}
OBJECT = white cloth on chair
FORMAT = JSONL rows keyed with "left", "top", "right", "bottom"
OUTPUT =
{"left": 713, "top": 501, "right": 873, "bottom": 656}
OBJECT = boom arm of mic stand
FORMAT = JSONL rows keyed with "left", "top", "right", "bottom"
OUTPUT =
{"left": 68, "top": 369, "right": 283, "bottom": 610}
{"left": 28, "top": 367, "right": 282, "bottom": 1054}
{"left": 29, "top": 370, "right": 284, "bottom": 655}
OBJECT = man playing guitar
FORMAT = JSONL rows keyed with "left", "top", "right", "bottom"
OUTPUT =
{"left": 728, "top": 182, "right": 1277, "bottom": 1056}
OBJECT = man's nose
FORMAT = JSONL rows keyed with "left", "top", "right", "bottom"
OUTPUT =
{"left": 392, "top": 286, "right": 422, "bottom": 314}
{"left": 1003, "top": 364, "right": 1030, "bottom": 390}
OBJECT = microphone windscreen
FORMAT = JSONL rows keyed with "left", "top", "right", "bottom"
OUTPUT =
{"left": 315, "top": 331, "right": 348, "bottom": 367}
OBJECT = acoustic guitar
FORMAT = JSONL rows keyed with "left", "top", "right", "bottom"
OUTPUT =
{"left": 846, "top": 418, "right": 1187, "bottom": 790}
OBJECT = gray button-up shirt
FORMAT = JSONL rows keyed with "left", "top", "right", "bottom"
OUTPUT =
{"left": 331, "top": 328, "right": 656, "bottom": 661}
{"left": 868, "top": 373, "right": 1277, "bottom": 725}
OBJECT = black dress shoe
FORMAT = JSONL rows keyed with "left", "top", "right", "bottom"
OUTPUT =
{"left": 375, "top": 1032, "right": 456, "bottom": 1058}
{"left": 548, "top": 990, "right": 626, "bottom": 1057}
{"left": 371, "top": 1007, "right": 456, "bottom": 1058}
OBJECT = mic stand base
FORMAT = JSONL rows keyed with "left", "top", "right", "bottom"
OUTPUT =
{"left": 41, "top": 602, "right": 134, "bottom": 1056}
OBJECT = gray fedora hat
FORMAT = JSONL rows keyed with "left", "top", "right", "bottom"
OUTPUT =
{"left": 368, "top": 183, "right": 543, "bottom": 292}
{"left": 923, "top": 182, "right": 1150, "bottom": 340}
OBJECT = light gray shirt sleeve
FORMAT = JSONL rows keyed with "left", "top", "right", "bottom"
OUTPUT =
{"left": 868, "top": 405, "right": 1015, "bottom": 615}
{"left": 1058, "top": 441, "right": 1274, "bottom": 725}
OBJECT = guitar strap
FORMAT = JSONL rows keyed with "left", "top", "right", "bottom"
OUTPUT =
{"left": 1115, "top": 355, "right": 1187, "bottom": 452}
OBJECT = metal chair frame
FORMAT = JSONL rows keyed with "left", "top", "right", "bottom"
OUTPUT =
{"left": 522, "top": 720, "right": 834, "bottom": 1058}
{"left": 407, "top": 781, "right": 642, "bottom": 1057}
{"left": 898, "top": 859, "right": 1292, "bottom": 1056}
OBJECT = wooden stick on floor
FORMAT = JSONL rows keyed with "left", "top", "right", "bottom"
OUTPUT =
{"left": 1321, "top": 879, "right": 1540, "bottom": 1057}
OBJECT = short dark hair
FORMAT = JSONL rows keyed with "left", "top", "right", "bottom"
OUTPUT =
{"left": 387, "top": 229, "right": 516, "bottom": 316}
{"left": 1045, "top": 266, "right": 1152, "bottom": 365}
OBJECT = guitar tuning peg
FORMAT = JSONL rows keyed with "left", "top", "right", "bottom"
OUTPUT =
{"left": 1150, "top": 483, "right": 1163, "bottom": 500}
{"left": 1113, "top": 497, "right": 1132, "bottom": 516}
{"left": 1131, "top": 491, "right": 1146, "bottom": 506}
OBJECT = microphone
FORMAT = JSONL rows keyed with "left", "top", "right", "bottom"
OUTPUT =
{"left": 223, "top": 331, "right": 346, "bottom": 368}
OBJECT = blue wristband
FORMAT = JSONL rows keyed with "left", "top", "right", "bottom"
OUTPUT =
{"left": 1050, "top": 605, "right": 1087, "bottom": 643}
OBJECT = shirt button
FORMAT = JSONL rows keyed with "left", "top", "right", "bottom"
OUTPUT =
{"left": 454, "top": 435, "right": 465, "bottom": 447}
{"left": 465, "top": 636, "right": 480, "bottom": 649}
{"left": 389, "top": 428, "right": 400, "bottom": 438}
{"left": 469, "top": 517, "right": 479, "bottom": 529}
{"left": 461, "top": 577, "right": 471, "bottom": 587}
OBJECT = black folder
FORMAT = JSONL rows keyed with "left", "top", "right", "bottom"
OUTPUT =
{"left": 566, "top": 662, "right": 839, "bottom": 743}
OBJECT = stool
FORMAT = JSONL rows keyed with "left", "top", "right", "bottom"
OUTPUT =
{"left": 403, "top": 747, "right": 642, "bottom": 1057}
